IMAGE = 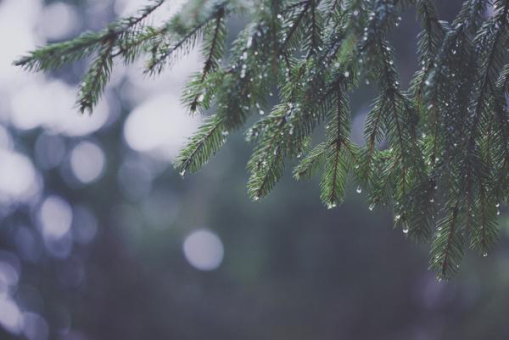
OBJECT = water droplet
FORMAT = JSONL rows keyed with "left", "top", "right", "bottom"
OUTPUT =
{"left": 402, "top": 225, "right": 409, "bottom": 234}
{"left": 179, "top": 169, "right": 186, "bottom": 178}
{"left": 356, "top": 186, "right": 362, "bottom": 194}
{"left": 369, "top": 204, "right": 375, "bottom": 211}
{"left": 327, "top": 202, "right": 337, "bottom": 209}
{"left": 483, "top": 252, "right": 488, "bottom": 257}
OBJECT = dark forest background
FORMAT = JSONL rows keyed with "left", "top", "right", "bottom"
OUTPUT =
{"left": 1, "top": 0, "right": 509, "bottom": 339}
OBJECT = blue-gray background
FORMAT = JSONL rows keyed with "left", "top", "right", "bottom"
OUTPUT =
{"left": 0, "top": 0, "right": 508, "bottom": 339}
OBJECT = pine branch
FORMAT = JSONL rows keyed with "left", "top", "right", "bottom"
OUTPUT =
{"left": 320, "top": 85, "right": 352, "bottom": 209}
{"left": 17, "top": 0, "right": 509, "bottom": 280}
{"left": 77, "top": 38, "right": 115, "bottom": 113}
{"left": 293, "top": 142, "right": 327, "bottom": 180}
{"left": 174, "top": 114, "right": 227, "bottom": 175}
{"left": 145, "top": 6, "right": 222, "bottom": 75}
{"left": 14, "top": 0, "right": 165, "bottom": 71}
{"left": 430, "top": 203, "right": 464, "bottom": 280}
{"left": 186, "top": 8, "right": 226, "bottom": 113}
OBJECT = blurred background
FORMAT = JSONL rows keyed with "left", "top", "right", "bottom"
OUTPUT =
{"left": 0, "top": 0, "right": 509, "bottom": 339}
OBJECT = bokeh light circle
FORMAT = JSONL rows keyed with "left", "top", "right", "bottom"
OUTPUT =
{"left": 183, "top": 229, "right": 224, "bottom": 271}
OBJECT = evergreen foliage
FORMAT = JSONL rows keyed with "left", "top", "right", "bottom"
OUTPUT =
{"left": 15, "top": 0, "right": 509, "bottom": 280}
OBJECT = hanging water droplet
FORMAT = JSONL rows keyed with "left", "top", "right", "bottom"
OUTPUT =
{"left": 356, "top": 186, "right": 362, "bottom": 194}
{"left": 395, "top": 214, "right": 401, "bottom": 221}
{"left": 369, "top": 203, "right": 375, "bottom": 211}
{"left": 496, "top": 203, "right": 500, "bottom": 208}
{"left": 259, "top": 110, "right": 265, "bottom": 115}
{"left": 483, "top": 252, "right": 488, "bottom": 257}
{"left": 179, "top": 169, "right": 186, "bottom": 178}
{"left": 344, "top": 71, "right": 350, "bottom": 77}
{"left": 402, "top": 225, "right": 409, "bottom": 234}
{"left": 327, "top": 202, "right": 337, "bottom": 209}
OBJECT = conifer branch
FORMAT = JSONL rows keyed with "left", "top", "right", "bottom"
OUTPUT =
{"left": 77, "top": 37, "right": 115, "bottom": 113}
{"left": 187, "top": 8, "right": 226, "bottom": 112}
{"left": 14, "top": 0, "right": 165, "bottom": 71}
{"left": 17, "top": 0, "right": 509, "bottom": 280}
{"left": 174, "top": 114, "right": 227, "bottom": 175}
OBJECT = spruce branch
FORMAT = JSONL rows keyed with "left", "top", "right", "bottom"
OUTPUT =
{"left": 14, "top": 0, "right": 165, "bottom": 71}
{"left": 77, "top": 37, "right": 115, "bottom": 113}
{"left": 145, "top": 3, "right": 227, "bottom": 75}
{"left": 16, "top": 0, "right": 509, "bottom": 280}
{"left": 186, "top": 7, "right": 227, "bottom": 113}
{"left": 174, "top": 114, "right": 227, "bottom": 176}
